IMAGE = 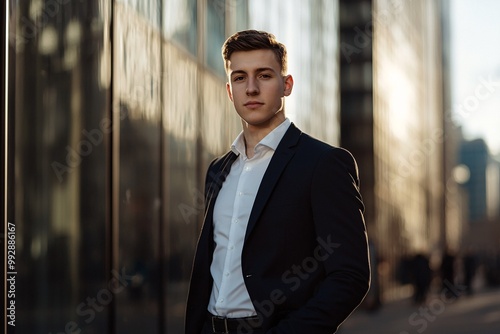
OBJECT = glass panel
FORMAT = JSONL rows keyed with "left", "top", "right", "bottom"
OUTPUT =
{"left": 234, "top": 0, "right": 249, "bottom": 31}
{"left": 224, "top": 0, "right": 249, "bottom": 36}
{"left": 162, "top": 43, "right": 199, "bottom": 332}
{"left": 161, "top": 10, "right": 242, "bottom": 333}
{"left": 206, "top": 0, "right": 226, "bottom": 75}
{"left": 114, "top": 3, "right": 162, "bottom": 333}
{"left": 117, "top": 0, "right": 161, "bottom": 27}
{"left": 162, "top": 0, "right": 197, "bottom": 56}
{"left": 13, "top": 1, "right": 111, "bottom": 333}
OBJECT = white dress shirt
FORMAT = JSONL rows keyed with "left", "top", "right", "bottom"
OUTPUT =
{"left": 207, "top": 118, "right": 291, "bottom": 318}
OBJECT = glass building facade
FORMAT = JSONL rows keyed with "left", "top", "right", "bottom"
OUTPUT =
{"left": 340, "top": 0, "right": 452, "bottom": 300}
{"left": 374, "top": 0, "right": 445, "bottom": 254}
{"left": 2, "top": 1, "right": 340, "bottom": 332}
{"left": 374, "top": 0, "right": 448, "bottom": 299}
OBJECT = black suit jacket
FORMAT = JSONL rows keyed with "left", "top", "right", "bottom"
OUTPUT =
{"left": 186, "top": 123, "right": 370, "bottom": 334}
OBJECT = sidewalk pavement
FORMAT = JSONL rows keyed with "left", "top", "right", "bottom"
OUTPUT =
{"left": 339, "top": 287, "right": 500, "bottom": 334}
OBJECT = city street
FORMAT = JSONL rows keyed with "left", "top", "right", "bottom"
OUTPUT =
{"left": 340, "top": 287, "right": 500, "bottom": 334}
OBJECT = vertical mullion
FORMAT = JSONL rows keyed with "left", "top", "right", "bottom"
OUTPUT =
{"left": 2, "top": 1, "right": 15, "bottom": 333}
{"left": 158, "top": 1, "right": 165, "bottom": 332}
{"left": 107, "top": 1, "right": 118, "bottom": 333}
{"left": 1, "top": 0, "right": 8, "bottom": 330}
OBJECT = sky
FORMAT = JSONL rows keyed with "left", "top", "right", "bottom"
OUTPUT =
{"left": 451, "top": 0, "right": 500, "bottom": 156}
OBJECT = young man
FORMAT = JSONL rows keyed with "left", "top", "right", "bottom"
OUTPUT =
{"left": 186, "top": 30, "right": 370, "bottom": 334}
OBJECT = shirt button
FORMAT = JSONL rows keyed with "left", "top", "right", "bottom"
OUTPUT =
{"left": 229, "top": 245, "right": 234, "bottom": 250}
{"left": 225, "top": 272, "right": 230, "bottom": 277}
{"left": 219, "top": 298, "right": 224, "bottom": 303}
{"left": 234, "top": 219, "right": 239, "bottom": 224}
{"left": 239, "top": 192, "right": 243, "bottom": 196}
{"left": 245, "top": 166, "right": 251, "bottom": 171}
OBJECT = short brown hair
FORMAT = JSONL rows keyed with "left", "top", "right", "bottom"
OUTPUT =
{"left": 222, "top": 30, "right": 288, "bottom": 75}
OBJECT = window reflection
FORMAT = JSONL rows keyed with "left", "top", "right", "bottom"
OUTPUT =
{"left": 206, "top": 0, "right": 226, "bottom": 75}
{"left": 13, "top": 1, "right": 110, "bottom": 333}
{"left": 117, "top": 0, "right": 161, "bottom": 26}
{"left": 162, "top": 0, "right": 197, "bottom": 56}
{"left": 114, "top": 3, "right": 162, "bottom": 332}
{"left": 116, "top": 112, "right": 161, "bottom": 333}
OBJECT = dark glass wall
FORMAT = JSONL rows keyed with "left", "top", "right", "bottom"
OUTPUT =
{"left": 114, "top": 3, "right": 162, "bottom": 332}
{"left": 6, "top": 0, "right": 242, "bottom": 332}
{"left": 112, "top": 1, "right": 242, "bottom": 331}
{"left": 11, "top": 1, "right": 112, "bottom": 333}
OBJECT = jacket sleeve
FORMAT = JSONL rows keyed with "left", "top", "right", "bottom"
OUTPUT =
{"left": 267, "top": 147, "right": 370, "bottom": 334}
{"left": 185, "top": 151, "right": 239, "bottom": 334}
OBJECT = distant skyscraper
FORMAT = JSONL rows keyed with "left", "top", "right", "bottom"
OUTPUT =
{"left": 459, "top": 139, "right": 489, "bottom": 223}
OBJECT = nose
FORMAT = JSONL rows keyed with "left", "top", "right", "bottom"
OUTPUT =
{"left": 246, "top": 78, "right": 259, "bottom": 96}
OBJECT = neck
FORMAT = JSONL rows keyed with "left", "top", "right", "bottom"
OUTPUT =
{"left": 242, "top": 113, "right": 285, "bottom": 159}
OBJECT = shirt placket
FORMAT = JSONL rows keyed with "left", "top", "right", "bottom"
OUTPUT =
{"left": 215, "top": 157, "right": 251, "bottom": 314}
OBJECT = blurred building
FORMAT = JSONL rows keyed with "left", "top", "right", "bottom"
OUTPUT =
{"left": 338, "top": 0, "right": 375, "bottom": 239}
{"left": 247, "top": 0, "right": 341, "bottom": 143}
{"left": 440, "top": 0, "right": 467, "bottom": 258}
{"left": 2, "top": 1, "right": 342, "bottom": 333}
{"left": 458, "top": 139, "right": 500, "bottom": 254}
{"left": 487, "top": 158, "right": 500, "bottom": 220}
{"left": 339, "top": 0, "right": 452, "bottom": 300}
{"left": 459, "top": 139, "right": 489, "bottom": 223}
{"left": 443, "top": 123, "right": 467, "bottom": 252}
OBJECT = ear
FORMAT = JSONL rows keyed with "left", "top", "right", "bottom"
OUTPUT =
{"left": 283, "top": 74, "right": 294, "bottom": 97}
{"left": 226, "top": 82, "right": 233, "bottom": 101}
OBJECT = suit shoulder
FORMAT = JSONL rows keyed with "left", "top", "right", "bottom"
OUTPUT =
{"left": 299, "top": 133, "right": 356, "bottom": 162}
{"left": 298, "top": 133, "right": 359, "bottom": 178}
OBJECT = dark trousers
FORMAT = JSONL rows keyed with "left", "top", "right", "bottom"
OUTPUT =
{"left": 201, "top": 320, "right": 265, "bottom": 334}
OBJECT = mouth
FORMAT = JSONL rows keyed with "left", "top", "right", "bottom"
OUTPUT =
{"left": 244, "top": 101, "right": 264, "bottom": 108}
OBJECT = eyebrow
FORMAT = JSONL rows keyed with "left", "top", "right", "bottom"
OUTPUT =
{"left": 230, "top": 67, "right": 277, "bottom": 77}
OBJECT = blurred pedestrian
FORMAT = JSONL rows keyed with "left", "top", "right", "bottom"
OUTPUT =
{"left": 412, "top": 253, "right": 432, "bottom": 304}
{"left": 441, "top": 249, "right": 456, "bottom": 297}
{"left": 463, "top": 249, "right": 477, "bottom": 295}
{"left": 185, "top": 30, "right": 370, "bottom": 334}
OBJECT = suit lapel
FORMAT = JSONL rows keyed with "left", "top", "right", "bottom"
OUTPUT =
{"left": 245, "top": 123, "right": 302, "bottom": 241}
{"left": 204, "top": 151, "right": 239, "bottom": 224}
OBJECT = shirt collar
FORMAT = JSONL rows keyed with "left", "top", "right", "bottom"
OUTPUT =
{"left": 231, "top": 118, "right": 291, "bottom": 157}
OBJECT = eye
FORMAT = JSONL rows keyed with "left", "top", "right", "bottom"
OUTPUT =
{"left": 233, "top": 76, "right": 245, "bottom": 82}
{"left": 259, "top": 73, "right": 272, "bottom": 79}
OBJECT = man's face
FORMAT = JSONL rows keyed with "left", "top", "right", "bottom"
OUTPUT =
{"left": 226, "top": 49, "right": 293, "bottom": 128}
